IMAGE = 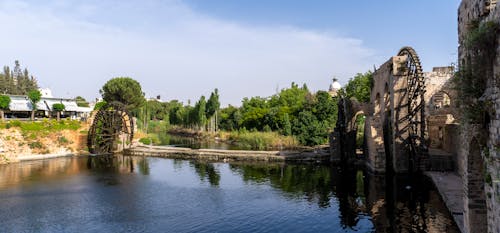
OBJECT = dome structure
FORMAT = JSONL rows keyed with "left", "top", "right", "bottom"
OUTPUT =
{"left": 328, "top": 78, "right": 341, "bottom": 97}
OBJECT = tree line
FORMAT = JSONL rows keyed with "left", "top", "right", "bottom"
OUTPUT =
{"left": 131, "top": 83, "right": 338, "bottom": 146}
{"left": 0, "top": 60, "right": 39, "bottom": 95}
{"left": 96, "top": 72, "right": 374, "bottom": 147}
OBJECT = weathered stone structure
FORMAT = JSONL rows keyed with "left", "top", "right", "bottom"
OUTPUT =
{"left": 458, "top": 1, "right": 500, "bottom": 232}
{"left": 333, "top": 47, "right": 433, "bottom": 173}
{"left": 424, "top": 67, "right": 461, "bottom": 171}
{"left": 331, "top": 2, "right": 500, "bottom": 231}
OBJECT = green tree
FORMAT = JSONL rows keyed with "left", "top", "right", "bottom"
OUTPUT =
{"left": 167, "top": 100, "right": 184, "bottom": 125}
{"left": 94, "top": 101, "right": 107, "bottom": 110}
{"left": 312, "top": 90, "right": 337, "bottom": 124}
{"left": 2, "top": 66, "right": 15, "bottom": 94}
{"left": 240, "top": 96, "right": 269, "bottom": 130}
{"left": 282, "top": 113, "right": 292, "bottom": 136}
{"left": 219, "top": 105, "right": 240, "bottom": 131}
{"left": 52, "top": 103, "right": 65, "bottom": 121}
{"left": 343, "top": 71, "right": 373, "bottom": 103}
{"left": 75, "top": 96, "right": 90, "bottom": 107}
{"left": 292, "top": 111, "right": 328, "bottom": 146}
{"left": 206, "top": 88, "right": 220, "bottom": 132}
{"left": 0, "top": 95, "right": 11, "bottom": 120}
{"left": 191, "top": 96, "right": 207, "bottom": 130}
{"left": 27, "top": 89, "right": 42, "bottom": 121}
{"left": 100, "top": 77, "right": 145, "bottom": 110}
{"left": 146, "top": 100, "right": 167, "bottom": 121}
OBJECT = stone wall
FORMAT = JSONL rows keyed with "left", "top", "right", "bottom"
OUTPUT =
{"left": 365, "top": 58, "right": 392, "bottom": 173}
{"left": 458, "top": 1, "right": 500, "bottom": 232}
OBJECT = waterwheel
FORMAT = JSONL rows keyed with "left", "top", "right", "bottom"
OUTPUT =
{"left": 394, "top": 47, "right": 429, "bottom": 171}
{"left": 87, "top": 101, "right": 134, "bottom": 155}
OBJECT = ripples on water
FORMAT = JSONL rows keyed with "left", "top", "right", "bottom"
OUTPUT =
{"left": 0, "top": 156, "right": 459, "bottom": 233}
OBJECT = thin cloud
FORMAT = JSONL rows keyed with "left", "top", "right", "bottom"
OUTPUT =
{"left": 0, "top": 0, "right": 377, "bottom": 106}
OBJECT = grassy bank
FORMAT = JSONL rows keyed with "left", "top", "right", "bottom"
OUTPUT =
{"left": 166, "top": 126, "right": 299, "bottom": 150}
{"left": 0, "top": 119, "right": 81, "bottom": 132}
{"left": 225, "top": 130, "right": 298, "bottom": 150}
{"left": 0, "top": 119, "right": 88, "bottom": 163}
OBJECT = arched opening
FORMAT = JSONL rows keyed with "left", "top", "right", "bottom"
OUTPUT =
{"left": 466, "top": 138, "right": 487, "bottom": 233}
{"left": 432, "top": 91, "right": 452, "bottom": 109}
{"left": 348, "top": 110, "right": 367, "bottom": 160}
{"left": 354, "top": 113, "right": 366, "bottom": 150}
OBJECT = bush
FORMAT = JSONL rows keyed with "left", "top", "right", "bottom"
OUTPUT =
{"left": 28, "top": 141, "right": 43, "bottom": 149}
{"left": 139, "top": 134, "right": 160, "bottom": 145}
{"left": 58, "top": 136, "right": 70, "bottom": 145}
{"left": 139, "top": 137, "right": 152, "bottom": 145}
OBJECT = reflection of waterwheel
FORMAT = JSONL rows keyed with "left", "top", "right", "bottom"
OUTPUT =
{"left": 395, "top": 47, "right": 428, "bottom": 170}
{"left": 87, "top": 102, "right": 134, "bottom": 155}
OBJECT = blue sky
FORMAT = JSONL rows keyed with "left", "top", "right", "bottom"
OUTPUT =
{"left": 0, "top": 0, "right": 461, "bottom": 106}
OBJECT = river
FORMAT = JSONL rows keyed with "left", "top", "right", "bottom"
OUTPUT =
{"left": 0, "top": 156, "right": 459, "bottom": 233}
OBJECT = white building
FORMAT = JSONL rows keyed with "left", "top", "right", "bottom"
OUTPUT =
{"left": 39, "top": 88, "right": 53, "bottom": 98}
{"left": 328, "top": 78, "right": 341, "bottom": 97}
{"left": 6, "top": 95, "right": 92, "bottom": 120}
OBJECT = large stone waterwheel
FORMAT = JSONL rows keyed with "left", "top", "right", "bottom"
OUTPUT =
{"left": 87, "top": 101, "right": 134, "bottom": 155}
{"left": 394, "top": 47, "right": 428, "bottom": 170}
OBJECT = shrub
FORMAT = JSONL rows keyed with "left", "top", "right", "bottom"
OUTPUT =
{"left": 139, "top": 137, "right": 152, "bottom": 145}
{"left": 28, "top": 141, "right": 43, "bottom": 149}
{"left": 58, "top": 136, "right": 70, "bottom": 145}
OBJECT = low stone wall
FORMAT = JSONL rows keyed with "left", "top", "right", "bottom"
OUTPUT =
{"left": 124, "top": 145, "right": 330, "bottom": 163}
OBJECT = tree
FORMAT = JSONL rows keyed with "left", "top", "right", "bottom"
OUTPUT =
{"left": 292, "top": 111, "right": 328, "bottom": 146}
{"left": 75, "top": 96, "right": 90, "bottom": 107}
{"left": 312, "top": 91, "right": 337, "bottom": 124}
{"left": 0, "top": 61, "right": 39, "bottom": 95}
{"left": 27, "top": 90, "right": 41, "bottom": 120}
{"left": 191, "top": 96, "right": 207, "bottom": 130}
{"left": 343, "top": 71, "right": 373, "bottom": 103}
{"left": 52, "top": 103, "right": 65, "bottom": 121}
{"left": 206, "top": 88, "right": 220, "bottom": 132}
{"left": 282, "top": 113, "right": 292, "bottom": 136}
{"left": 100, "top": 77, "right": 145, "bottom": 110}
{"left": 94, "top": 101, "right": 107, "bottom": 110}
{"left": 167, "top": 100, "right": 184, "bottom": 125}
{"left": 219, "top": 105, "right": 240, "bottom": 131}
{"left": 0, "top": 95, "right": 11, "bottom": 120}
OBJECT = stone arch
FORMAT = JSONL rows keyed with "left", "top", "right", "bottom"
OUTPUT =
{"left": 351, "top": 111, "right": 367, "bottom": 150}
{"left": 465, "top": 138, "right": 487, "bottom": 233}
{"left": 431, "top": 91, "right": 452, "bottom": 109}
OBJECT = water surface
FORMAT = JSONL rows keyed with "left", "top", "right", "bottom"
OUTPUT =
{"left": 0, "top": 156, "right": 459, "bottom": 233}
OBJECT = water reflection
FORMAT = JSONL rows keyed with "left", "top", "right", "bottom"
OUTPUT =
{"left": 0, "top": 156, "right": 459, "bottom": 233}
{"left": 191, "top": 162, "right": 221, "bottom": 186}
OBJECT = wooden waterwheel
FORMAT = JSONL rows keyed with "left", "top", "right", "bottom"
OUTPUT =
{"left": 87, "top": 102, "right": 134, "bottom": 155}
{"left": 395, "top": 47, "right": 429, "bottom": 171}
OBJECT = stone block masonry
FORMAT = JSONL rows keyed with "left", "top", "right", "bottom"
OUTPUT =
{"left": 459, "top": 1, "right": 500, "bottom": 232}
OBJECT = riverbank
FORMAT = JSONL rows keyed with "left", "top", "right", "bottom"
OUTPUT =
{"left": 124, "top": 144, "right": 330, "bottom": 163}
{"left": 425, "top": 171, "right": 465, "bottom": 233}
{"left": 0, "top": 119, "right": 88, "bottom": 164}
{"left": 167, "top": 127, "right": 301, "bottom": 150}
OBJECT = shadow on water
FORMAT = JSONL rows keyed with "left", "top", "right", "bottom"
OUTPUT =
{"left": 225, "top": 162, "right": 459, "bottom": 233}
{"left": 0, "top": 155, "right": 460, "bottom": 233}
{"left": 83, "top": 155, "right": 460, "bottom": 232}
